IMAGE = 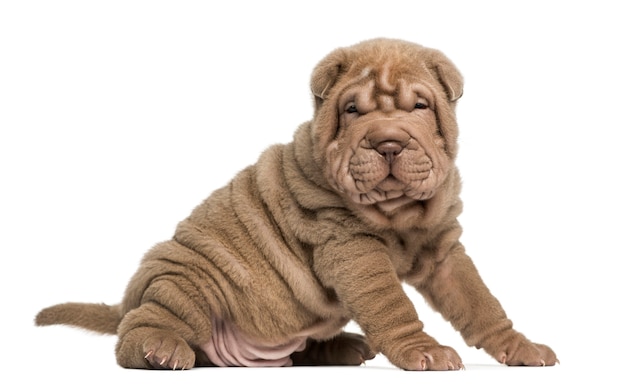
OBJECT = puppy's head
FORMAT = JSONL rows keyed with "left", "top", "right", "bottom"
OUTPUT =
{"left": 309, "top": 38, "right": 463, "bottom": 216}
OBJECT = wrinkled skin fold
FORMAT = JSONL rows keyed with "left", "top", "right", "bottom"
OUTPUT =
{"left": 35, "top": 38, "right": 557, "bottom": 371}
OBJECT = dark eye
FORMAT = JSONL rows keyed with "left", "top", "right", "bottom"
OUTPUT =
{"left": 414, "top": 102, "right": 428, "bottom": 110}
{"left": 346, "top": 104, "right": 358, "bottom": 114}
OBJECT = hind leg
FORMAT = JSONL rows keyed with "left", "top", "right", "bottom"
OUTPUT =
{"left": 115, "top": 239, "right": 220, "bottom": 370}
{"left": 117, "top": 300, "right": 207, "bottom": 369}
{"left": 116, "top": 277, "right": 213, "bottom": 369}
{"left": 291, "top": 332, "right": 376, "bottom": 366}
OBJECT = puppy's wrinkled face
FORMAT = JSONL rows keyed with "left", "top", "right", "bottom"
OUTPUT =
{"left": 325, "top": 63, "right": 451, "bottom": 214}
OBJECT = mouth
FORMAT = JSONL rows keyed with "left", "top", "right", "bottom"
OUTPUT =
{"left": 370, "top": 175, "right": 436, "bottom": 215}
{"left": 377, "top": 173, "right": 435, "bottom": 200}
{"left": 376, "top": 175, "right": 405, "bottom": 192}
{"left": 345, "top": 172, "right": 435, "bottom": 208}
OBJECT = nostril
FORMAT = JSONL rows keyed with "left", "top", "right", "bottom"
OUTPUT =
{"left": 376, "top": 141, "right": 404, "bottom": 162}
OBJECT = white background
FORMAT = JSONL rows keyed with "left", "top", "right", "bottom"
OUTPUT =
{"left": 1, "top": 1, "right": 624, "bottom": 383}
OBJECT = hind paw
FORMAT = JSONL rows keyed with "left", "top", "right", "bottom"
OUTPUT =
{"left": 142, "top": 333, "right": 195, "bottom": 370}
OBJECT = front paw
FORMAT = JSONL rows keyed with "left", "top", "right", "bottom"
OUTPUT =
{"left": 392, "top": 345, "right": 464, "bottom": 371}
{"left": 496, "top": 339, "right": 558, "bottom": 366}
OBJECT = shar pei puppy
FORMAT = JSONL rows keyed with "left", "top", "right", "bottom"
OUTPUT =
{"left": 36, "top": 38, "right": 557, "bottom": 371}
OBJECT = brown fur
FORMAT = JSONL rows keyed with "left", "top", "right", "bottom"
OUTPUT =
{"left": 35, "top": 38, "right": 557, "bottom": 370}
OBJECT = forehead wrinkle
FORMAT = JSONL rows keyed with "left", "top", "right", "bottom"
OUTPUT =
{"left": 377, "top": 62, "right": 396, "bottom": 94}
{"left": 338, "top": 79, "right": 375, "bottom": 110}
{"left": 338, "top": 69, "right": 373, "bottom": 99}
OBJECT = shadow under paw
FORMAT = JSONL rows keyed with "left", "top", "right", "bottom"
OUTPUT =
{"left": 291, "top": 332, "right": 376, "bottom": 366}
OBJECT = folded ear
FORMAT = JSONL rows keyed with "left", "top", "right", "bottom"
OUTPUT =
{"left": 310, "top": 48, "right": 349, "bottom": 108}
{"left": 425, "top": 50, "right": 464, "bottom": 102}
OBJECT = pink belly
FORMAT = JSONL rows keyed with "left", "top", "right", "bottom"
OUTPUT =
{"left": 201, "top": 317, "right": 307, "bottom": 367}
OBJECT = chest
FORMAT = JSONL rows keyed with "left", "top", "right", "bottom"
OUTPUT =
{"left": 383, "top": 230, "right": 434, "bottom": 278}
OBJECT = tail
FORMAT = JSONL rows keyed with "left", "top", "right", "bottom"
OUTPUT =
{"left": 35, "top": 302, "right": 122, "bottom": 335}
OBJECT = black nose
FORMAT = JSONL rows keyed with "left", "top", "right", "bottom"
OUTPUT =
{"left": 376, "top": 141, "right": 404, "bottom": 163}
